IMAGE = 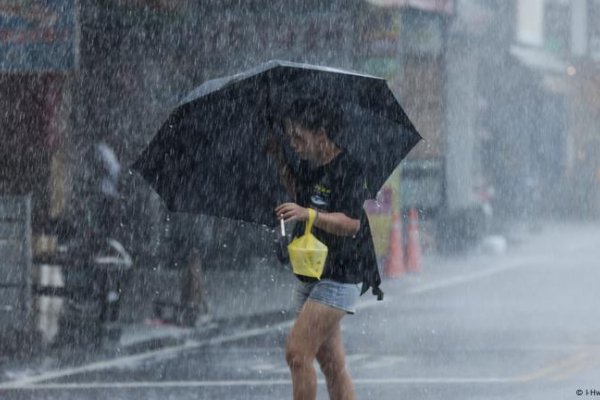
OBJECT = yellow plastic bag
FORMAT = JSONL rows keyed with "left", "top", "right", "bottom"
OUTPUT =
{"left": 288, "top": 208, "right": 328, "bottom": 279}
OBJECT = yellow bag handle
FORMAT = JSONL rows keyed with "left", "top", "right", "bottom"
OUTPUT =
{"left": 304, "top": 208, "right": 317, "bottom": 234}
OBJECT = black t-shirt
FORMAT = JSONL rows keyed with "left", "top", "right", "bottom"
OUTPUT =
{"left": 291, "top": 153, "right": 382, "bottom": 297}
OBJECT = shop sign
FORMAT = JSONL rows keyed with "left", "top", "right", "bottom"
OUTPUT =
{"left": 449, "top": 0, "right": 495, "bottom": 36}
{"left": 0, "top": 0, "right": 78, "bottom": 72}
{"left": 356, "top": 7, "right": 402, "bottom": 78}
{"left": 400, "top": 10, "right": 445, "bottom": 56}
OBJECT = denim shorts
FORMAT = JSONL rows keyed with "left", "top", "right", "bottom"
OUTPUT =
{"left": 293, "top": 279, "right": 361, "bottom": 315}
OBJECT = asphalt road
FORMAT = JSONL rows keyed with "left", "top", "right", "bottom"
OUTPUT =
{"left": 1, "top": 222, "right": 599, "bottom": 399}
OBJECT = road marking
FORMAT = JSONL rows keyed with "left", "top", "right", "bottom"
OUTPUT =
{"left": 355, "top": 355, "right": 409, "bottom": 370}
{"left": 518, "top": 351, "right": 589, "bottom": 382}
{"left": 518, "top": 347, "right": 600, "bottom": 382}
{"left": 406, "top": 260, "right": 534, "bottom": 295}
{"left": 3, "top": 376, "right": 520, "bottom": 390}
{"left": 244, "top": 353, "right": 406, "bottom": 375}
{"left": 0, "top": 320, "right": 294, "bottom": 389}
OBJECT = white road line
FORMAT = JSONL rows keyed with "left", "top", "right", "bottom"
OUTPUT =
{"left": 4, "top": 377, "right": 519, "bottom": 390}
{"left": 0, "top": 320, "right": 294, "bottom": 389}
{"left": 406, "top": 258, "right": 546, "bottom": 295}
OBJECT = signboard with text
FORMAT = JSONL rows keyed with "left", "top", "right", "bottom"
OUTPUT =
{"left": 0, "top": 0, "right": 78, "bottom": 72}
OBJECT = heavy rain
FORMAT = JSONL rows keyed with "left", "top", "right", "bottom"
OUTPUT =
{"left": 0, "top": 1, "right": 599, "bottom": 399}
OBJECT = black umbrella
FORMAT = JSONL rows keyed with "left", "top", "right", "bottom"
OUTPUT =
{"left": 132, "top": 60, "right": 421, "bottom": 226}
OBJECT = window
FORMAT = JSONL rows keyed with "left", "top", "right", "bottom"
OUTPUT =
{"left": 544, "top": 0, "right": 571, "bottom": 56}
{"left": 590, "top": 0, "right": 600, "bottom": 58}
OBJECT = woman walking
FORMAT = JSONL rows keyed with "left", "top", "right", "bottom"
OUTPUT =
{"left": 267, "top": 98, "right": 382, "bottom": 400}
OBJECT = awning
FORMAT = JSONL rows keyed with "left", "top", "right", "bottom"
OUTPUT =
{"left": 510, "top": 44, "right": 568, "bottom": 74}
{"left": 365, "top": 0, "right": 454, "bottom": 15}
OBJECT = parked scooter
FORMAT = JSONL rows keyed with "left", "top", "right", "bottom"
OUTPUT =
{"left": 55, "top": 236, "right": 132, "bottom": 347}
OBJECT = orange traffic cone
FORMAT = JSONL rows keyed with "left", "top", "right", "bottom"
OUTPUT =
{"left": 384, "top": 211, "right": 406, "bottom": 278}
{"left": 406, "top": 208, "right": 422, "bottom": 273}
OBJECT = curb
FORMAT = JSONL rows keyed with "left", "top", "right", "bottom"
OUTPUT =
{"left": 115, "top": 308, "right": 295, "bottom": 356}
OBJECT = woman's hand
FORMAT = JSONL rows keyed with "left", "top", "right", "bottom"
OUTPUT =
{"left": 276, "top": 203, "right": 360, "bottom": 236}
{"left": 275, "top": 203, "right": 309, "bottom": 223}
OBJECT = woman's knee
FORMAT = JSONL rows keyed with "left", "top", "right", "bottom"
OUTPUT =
{"left": 285, "top": 300, "right": 345, "bottom": 371}
{"left": 285, "top": 342, "right": 314, "bottom": 370}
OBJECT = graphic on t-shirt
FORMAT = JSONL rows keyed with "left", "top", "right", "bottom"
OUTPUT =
{"left": 310, "top": 183, "right": 331, "bottom": 209}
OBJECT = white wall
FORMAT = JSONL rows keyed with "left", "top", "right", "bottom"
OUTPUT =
{"left": 516, "top": 0, "right": 545, "bottom": 47}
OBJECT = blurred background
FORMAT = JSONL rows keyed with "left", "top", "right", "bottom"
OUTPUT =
{"left": 1, "top": 0, "right": 599, "bottom": 348}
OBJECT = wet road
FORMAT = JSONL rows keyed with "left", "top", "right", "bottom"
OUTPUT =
{"left": 1, "top": 222, "right": 599, "bottom": 399}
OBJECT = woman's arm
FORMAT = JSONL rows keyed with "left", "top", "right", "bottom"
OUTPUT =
{"left": 313, "top": 211, "right": 360, "bottom": 237}
{"left": 275, "top": 203, "right": 360, "bottom": 237}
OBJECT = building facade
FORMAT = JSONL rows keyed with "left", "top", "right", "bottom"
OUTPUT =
{"left": 512, "top": 0, "right": 600, "bottom": 217}
{"left": 0, "top": 0, "right": 77, "bottom": 237}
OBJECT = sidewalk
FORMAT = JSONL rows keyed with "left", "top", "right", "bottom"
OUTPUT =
{"left": 114, "top": 255, "right": 296, "bottom": 354}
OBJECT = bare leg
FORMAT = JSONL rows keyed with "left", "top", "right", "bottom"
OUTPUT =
{"left": 285, "top": 300, "right": 345, "bottom": 400}
{"left": 316, "top": 323, "right": 355, "bottom": 400}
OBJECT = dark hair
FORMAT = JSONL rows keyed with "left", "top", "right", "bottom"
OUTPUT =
{"left": 284, "top": 98, "right": 343, "bottom": 145}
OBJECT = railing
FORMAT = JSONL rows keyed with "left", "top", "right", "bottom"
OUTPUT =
{"left": 0, "top": 195, "right": 33, "bottom": 335}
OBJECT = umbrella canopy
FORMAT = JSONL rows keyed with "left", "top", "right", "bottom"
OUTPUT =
{"left": 132, "top": 60, "right": 421, "bottom": 226}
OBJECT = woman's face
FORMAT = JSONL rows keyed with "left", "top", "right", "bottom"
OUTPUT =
{"left": 283, "top": 118, "right": 324, "bottom": 161}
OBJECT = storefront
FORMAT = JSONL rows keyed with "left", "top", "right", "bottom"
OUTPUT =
{"left": 0, "top": 1, "right": 77, "bottom": 231}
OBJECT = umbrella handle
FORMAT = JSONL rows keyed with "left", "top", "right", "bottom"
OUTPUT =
{"left": 280, "top": 218, "right": 286, "bottom": 237}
